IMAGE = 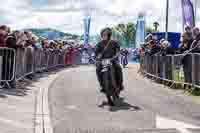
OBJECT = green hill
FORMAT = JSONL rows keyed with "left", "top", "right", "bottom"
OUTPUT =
{"left": 24, "top": 28, "right": 80, "bottom": 40}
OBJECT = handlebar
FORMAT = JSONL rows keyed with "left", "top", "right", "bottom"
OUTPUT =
{"left": 95, "top": 51, "right": 122, "bottom": 63}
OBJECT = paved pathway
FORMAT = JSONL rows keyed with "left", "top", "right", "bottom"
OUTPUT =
{"left": 49, "top": 65, "right": 200, "bottom": 133}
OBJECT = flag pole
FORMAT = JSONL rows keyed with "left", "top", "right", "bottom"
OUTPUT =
{"left": 181, "top": 0, "right": 185, "bottom": 32}
{"left": 165, "top": 0, "right": 169, "bottom": 40}
{"left": 195, "top": 0, "right": 197, "bottom": 25}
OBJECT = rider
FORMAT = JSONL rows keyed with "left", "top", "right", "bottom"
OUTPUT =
{"left": 95, "top": 27, "right": 124, "bottom": 93}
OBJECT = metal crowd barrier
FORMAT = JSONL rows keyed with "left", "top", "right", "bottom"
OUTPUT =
{"left": 72, "top": 48, "right": 95, "bottom": 65}
{"left": 142, "top": 53, "right": 200, "bottom": 88}
{"left": 0, "top": 48, "right": 16, "bottom": 83}
{"left": 15, "top": 48, "right": 66, "bottom": 81}
{"left": 0, "top": 47, "right": 96, "bottom": 88}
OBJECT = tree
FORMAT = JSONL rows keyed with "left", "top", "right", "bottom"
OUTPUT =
{"left": 112, "top": 22, "right": 136, "bottom": 48}
{"left": 126, "top": 22, "right": 136, "bottom": 47}
{"left": 145, "top": 26, "right": 154, "bottom": 33}
{"left": 80, "top": 34, "right": 84, "bottom": 40}
{"left": 153, "top": 22, "right": 159, "bottom": 32}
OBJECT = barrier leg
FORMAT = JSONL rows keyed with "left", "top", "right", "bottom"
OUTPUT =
{"left": 169, "top": 56, "right": 176, "bottom": 88}
{"left": 191, "top": 54, "right": 196, "bottom": 93}
{"left": 5, "top": 82, "right": 11, "bottom": 89}
{"left": 21, "top": 77, "right": 32, "bottom": 84}
{"left": 16, "top": 80, "right": 26, "bottom": 89}
{"left": 30, "top": 73, "right": 39, "bottom": 80}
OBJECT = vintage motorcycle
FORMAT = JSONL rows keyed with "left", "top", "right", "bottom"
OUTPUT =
{"left": 96, "top": 53, "right": 121, "bottom": 106}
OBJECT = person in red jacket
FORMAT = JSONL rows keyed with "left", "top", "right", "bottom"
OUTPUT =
{"left": 0, "top": 25, "right": 8, "bottom": 47}
{"left": 65, "top": 46, "right": 74, "bottom": 65}
{"left": 69, "top": 46, "right": 74, "bottom": 65}
{"left": 65, "top": 47, "right": 71, "bottom": 65}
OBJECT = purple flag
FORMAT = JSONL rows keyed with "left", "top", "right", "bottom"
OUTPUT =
{"left": 181, "top": 0, "right": 195, "bottom": 28}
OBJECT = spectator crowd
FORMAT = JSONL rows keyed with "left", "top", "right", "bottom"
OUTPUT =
{"left": 140, "top": 25, "right": 200, "bottom": 89}
{"left": 0, "top": 24, "right": 97, "bottom": 65}
{"left": 0, "top": 25, "right": 92, "bottom": 51}
{"left": 0, "top": 25, "right": 95, "bottom": 88}
{"left": 140, "top": 25, "right": 200, "bottom": 56}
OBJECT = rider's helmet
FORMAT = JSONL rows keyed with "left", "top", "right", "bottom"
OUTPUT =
{"left": 100, "top": 27, "right": 112, "bottom": 40}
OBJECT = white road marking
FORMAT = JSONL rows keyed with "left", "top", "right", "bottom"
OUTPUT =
{"left": 156, "top": 115, "right": 199, "bottom": 133}
{"left": 0, "top": 117, "right": 31, "bottom": 128}
{"left": 66, "top": 105, "right": 79, "bottom": 110}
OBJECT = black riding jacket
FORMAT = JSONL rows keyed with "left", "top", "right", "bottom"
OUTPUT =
{"left": 95, "top": 40, "right": 120, "bottom": 59}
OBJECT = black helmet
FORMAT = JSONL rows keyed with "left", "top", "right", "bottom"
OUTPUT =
{"left": 100, "top": 27, "right": 112, "bottom": 39}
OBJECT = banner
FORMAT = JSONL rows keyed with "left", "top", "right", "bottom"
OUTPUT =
{"left": 135, "top": 15, "right": 145, "bottom": 48}
{"left": 84, "top": 16, "right": 91, "bottom": 46}
{"left": 81, "top": 50, "right": 90, "bottom": 64}
{"left": 47, "top": 31, "right": 59, "bottom": 40}
{"left": 181, "top": 0, "right": 195, "bottom": 28}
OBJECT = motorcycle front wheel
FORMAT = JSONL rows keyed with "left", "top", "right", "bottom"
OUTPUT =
{"left": 102, "top": 70, "right": 115, "bottom": 106}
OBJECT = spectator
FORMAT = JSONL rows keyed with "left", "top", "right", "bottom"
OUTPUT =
{"left": 43, "top": 39, "right": 50, "bottom": 49}
{"left": 121, "top": 48, "right": 129, "bottom": 66}
{"left": 24, "top": 31, "right": 33, "bottom": 47}
{"left": 190, "top": 34, "right": 200, "bottom": 53}
{"left": 2, "top": 26, "right": 17, "bottom": 88}
{"left": 15, "top": 31, "right": 28, "bottom": 48}
{"left": 192, "top": 27, "right": 199, "bottom": 40}
{"left": 190, "top": 27, "right": 200, "bottom": 53}
{"left": 145, "top": 34, "right": 153, "bottom": 43}
{"left": 185, "top": 25, "right": 193, "bottom": 43}
{"left": 138, "top": 45, "right": 146, "bottom": 74}
{"left": 32, "top": 36, "right": 42, "bottom": 49}
{"left": 159, "top": 41, "right": 175, "bottom": 56}
{"left": 0, "top": 25, "right": 8, "bottom": 86}
{"left": 49, "top": 41, "right": 55, "bottom": 50}
{"left": 179, "top": 32, "right": 193, "bottom": 53}
{"left": 6, "top": 29, "right": 18, "bottom": 49}
{"left": 185, "top": 25, "right": 192, "bottom": 35}
{"left": 147, "top": 40, "right": 160, "bottom": 55}
{"left": 158, "top": 41, "right": 173, "bottom": 81}
{"left": 0, "top": 25, "right": 8, "bottom": 47}
{"left": 58, "top": 44, "right": 63, "bottom": 50}
{"left": 181, "top": 29, "right": 193, "bottom": 88}
{"left": 159, "top": 38, "right": 165, "bottom": 45}
{"left": 65, "top": 46, "right": 74, "bottom": 65}
{"left": 24, "top": 33, "right": 34, "bottom": 79}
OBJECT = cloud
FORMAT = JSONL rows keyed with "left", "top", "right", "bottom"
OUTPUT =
{"left": 0, "top": 0, "right": 199, "bottom": 35}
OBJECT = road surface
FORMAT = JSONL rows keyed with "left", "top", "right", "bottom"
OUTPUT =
{"left": 49, "top": 65, "right": 200, "bottom": 133}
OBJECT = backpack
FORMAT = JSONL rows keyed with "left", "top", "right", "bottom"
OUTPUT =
{"left": 6, "top": 34, "right": 17, "bottom": 49}
{"left": 0, "top": 33, "right": 7, "bottom": 47}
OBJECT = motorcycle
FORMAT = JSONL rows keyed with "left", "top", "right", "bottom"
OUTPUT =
{"left": 96, "top": 53, "right": 121, "bottom": 106}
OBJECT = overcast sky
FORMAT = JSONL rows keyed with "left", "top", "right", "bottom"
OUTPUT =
{"left": 0, "top": 0, "right": 200, "bottom": 35}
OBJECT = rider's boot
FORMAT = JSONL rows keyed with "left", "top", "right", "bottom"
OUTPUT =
{"left": 116, "top": 84, "right": 124, "bottom": 96}
{"left": 107, "top": 95, "right": 115, "bottom": 106}
{"left": 99, "top": 82, "right": 105, "bottom": 93}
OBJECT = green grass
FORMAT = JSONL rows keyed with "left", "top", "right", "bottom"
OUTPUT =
{"left": 172, "top": 69, "right": 200, "bottom": 96}
{"left": 174, "top": 69, "right": 184, "bottom": 82}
